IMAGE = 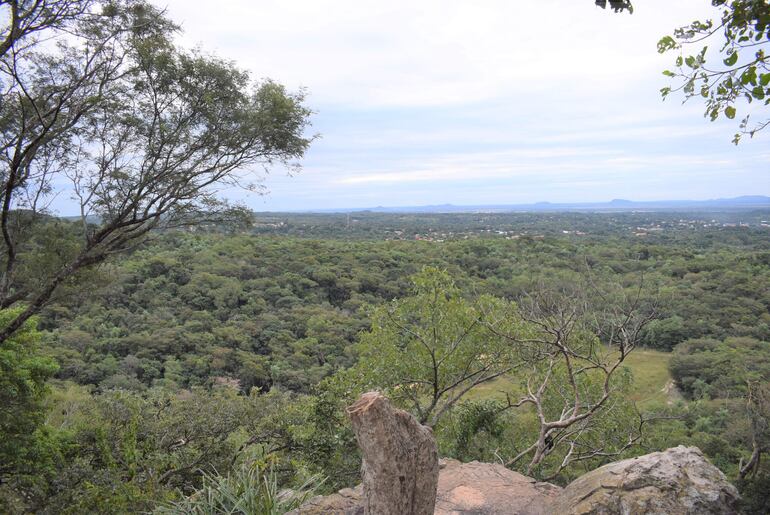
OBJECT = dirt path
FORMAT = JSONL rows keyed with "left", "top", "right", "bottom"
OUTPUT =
{"left": 661, "top": 379, "right": 683, "bottom": 405}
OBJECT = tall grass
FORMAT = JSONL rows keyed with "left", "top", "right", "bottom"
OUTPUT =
{"left": 154, "top": 462, "right": 322, "bottom": 515}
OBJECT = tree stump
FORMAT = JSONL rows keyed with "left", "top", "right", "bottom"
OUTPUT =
{"left": 347, "top": 391, "right": 439, "bottom": 515}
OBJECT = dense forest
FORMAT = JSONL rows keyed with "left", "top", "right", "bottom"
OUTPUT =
{"left": 1, "top": 0, "right": 769, "bottom": 513}
{"left": 2, "top": 210, "right": 770, "bottom": 513}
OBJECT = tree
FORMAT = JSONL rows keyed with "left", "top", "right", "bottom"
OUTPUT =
{"left": 594, "top": 0, "right": 633, "bottom": 13}
{"left": 0, "top": 0, "right": 94, "bottom": 58}
{"left": 658, "top": 0, "right": 770, "bottom": 144}
{"left": 739, "top": 379, "right": 769, "bottom": 480}
{"left": 346, "top": 268, "right": 658, "bottom": 480}
{"left": 348, "top": 267, "right": 525, "bottom": 427}
{"left": 0, "top": 308, "right": 58, "bottom": 481}
{"left": 0, "top": 0, "right": 313, "bottom": 344}
{"left": 482, "top": 282, "right": 657, "bottom": 479}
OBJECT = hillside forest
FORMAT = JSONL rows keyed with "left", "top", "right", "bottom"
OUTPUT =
{"left": 2, "top": 210, "right": 770, "bottom": 513}
{"left": 1, "top": 0, "right": 770, "bottom": 513}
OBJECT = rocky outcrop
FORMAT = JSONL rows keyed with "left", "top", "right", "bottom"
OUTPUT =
{"left": 291, "top": 393, "right": 740, "bottom": 515}
{"left": 290, "top": 485, "right": 363, "bottom": 514}
{"left": 347, "top": 391, "right": 439, "bottom": 515}
{"left": 549, "top": 445, "right": 740, "bottom": 515}
{"left": 434, "top": 459, "right": 561, "bottom": 515}
{"left": 289, "top": 459, "right": 561, "bottom": 515}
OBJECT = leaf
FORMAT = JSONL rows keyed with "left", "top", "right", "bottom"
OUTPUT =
{"left": 723, "top": 52, "right": 739, "bottom": 66}
{"left": 725, "top": 106, "right": 737, "bottom": 119}
{"left": 741, "top": 66, "right": 758, "bottom": 86}
{"left": 657, "top": 36, "right": 677, "bottom": 53}
{"left": 760, "top": 73, "right": 770, "bottom": 86}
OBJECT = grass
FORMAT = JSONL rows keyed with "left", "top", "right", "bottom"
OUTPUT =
{"left": 622, "top": 349, "right": 678, "bottom": 407}
{"left": 465, "top": 349, "right": 675, "bottom": 408}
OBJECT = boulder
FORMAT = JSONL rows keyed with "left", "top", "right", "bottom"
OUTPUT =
{"left": 289, "top": 392, "right": 740, "bottom": 514}
{"left": 549, "top": 445, "right": 740, "bottom": 515}
{"left": 290, "top": 485, "right": 363, "bottom": 514}
{"left": 435, "top": 458, "right": 561, "bottom": 515}
{"left": 347, "top": 391, "right": 439, "bottom": 515}
{"left": 289, "top": 459, "right": 561, "bottom": 515}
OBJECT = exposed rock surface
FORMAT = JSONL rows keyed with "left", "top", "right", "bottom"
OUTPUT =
{"left": 549, "top": 445, "right": 740, "bottom": 515}
{"left": 347, "top": 391, "right": 439, "bottom": 515}
{"left": 434, "top": 459, "right": 561, "bottom": 515}
{"left": 290, "top": 459, "right": 561, "bottom": 515}
{"left": 290, "top": 392, "right": 740, "bottom": 515}
{"left": 292, "top": 447, "right": 740, "bottom": 515}
{"left": 290, "top": 485, "right": 363, "bottom": 514}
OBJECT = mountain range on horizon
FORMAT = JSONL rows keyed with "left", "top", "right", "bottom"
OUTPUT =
{"left": 295, "top": 195, "right": 770, "bottom": 214}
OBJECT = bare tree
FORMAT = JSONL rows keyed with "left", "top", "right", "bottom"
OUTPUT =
{"left": 739, "top": 379, "right": 769, "bottom": 479}
{"left": 482, "top": 279, "right": 657, "bottom": 478}
{"left": 0, "top": 1, "right": 313, "bottom": 343}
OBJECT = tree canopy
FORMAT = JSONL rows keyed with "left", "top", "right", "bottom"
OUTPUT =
{"left": 0, "top": 0, "right": 313, "bottom": 344}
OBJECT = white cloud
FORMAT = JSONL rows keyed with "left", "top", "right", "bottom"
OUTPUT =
{"left": 74, "top": 0, "right": 765, "bottom": 212}
{"left": 163, "top": 0, "right": 716, "bottom": 108}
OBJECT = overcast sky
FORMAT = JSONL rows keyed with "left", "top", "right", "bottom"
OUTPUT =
{"left": 126, "top": 1, "right": 770, "bottom": 210}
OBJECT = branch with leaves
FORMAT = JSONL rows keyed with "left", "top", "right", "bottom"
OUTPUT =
{"left": 659, "top": 0, "right": 770, "bottom": 144}
{"left": 483, "top": 280, "right": 657, "bottom": 478}
{"left": 0, "top": 1, "right": 313, "bottom": 344}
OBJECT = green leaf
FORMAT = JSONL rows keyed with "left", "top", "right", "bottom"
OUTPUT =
{"left": 760, "top": 73, "right": 770, "bottom": 86}
{"left": 723, "top": 52, "right": 739, "bottom": 66}
{"left": 741, "top": 66, "right": 758, "bottom": 86}
{"left": 725, "top": 106, "right": 736, "bottom": 119}
{"left": 657, "top": 36, "right": 677, "bottom": 53}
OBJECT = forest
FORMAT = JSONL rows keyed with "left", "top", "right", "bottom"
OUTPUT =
{"left": 2, "top": 209, "right": 770, "bottom": 513}
{"left": 1, "top": 0, "right": 769, "bottom": 513}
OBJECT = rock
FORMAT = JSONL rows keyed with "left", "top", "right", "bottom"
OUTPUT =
{"left": 290, "top": 395, "right": 740, "bottom": 515}
{"left": 549, "top": 445, "right": 740, "bottom": 515}
{"left": 290, "top": 485, "right": 363, "bottom": 514}
{"left": 347, "top": 391, "right": 439, "bottom": 515}
{"left": 435, "top": 459, "right": 561, "bottom": 515}
{"left": 290, "top": 459, "right": 561, "bottom": 515}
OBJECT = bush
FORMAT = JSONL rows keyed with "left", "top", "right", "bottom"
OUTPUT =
{"left": 154, "top": 461, "right": 322, "bottom": 515}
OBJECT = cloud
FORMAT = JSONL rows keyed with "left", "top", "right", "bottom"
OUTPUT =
{"left": 48, "top": 0, "right": 767, "bottom": 213}
{"left": 164, "top": 0, "right": 716, "bottom": 108}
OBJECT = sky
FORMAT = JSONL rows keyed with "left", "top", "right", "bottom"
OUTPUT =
{"left": 83, "top": 1, "right": 770, "bottom": 211}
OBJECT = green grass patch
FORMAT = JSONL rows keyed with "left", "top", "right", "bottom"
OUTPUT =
{"left": 465, "top": 349, "right": 675, "bottom": 408}
{"left": 622, "top": 349, "right": 676, "bottom": 407}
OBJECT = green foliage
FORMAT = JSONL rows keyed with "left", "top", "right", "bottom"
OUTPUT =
{"left": 154, "top": 458, "right": 322, "bottom": 515}
{"left": 347, "top": 267, "right": 524, "bottom": 426}
{"left": 659, "top": 0, "right": 770, "bottom": 143}
{"left": 2, "top": 210, "right": 769, "bottom": 510}
{"left": 641, "top": 315, "right": 688, "bottom": 350}
{"left": 668, "top": 335, "right": 770, "bottom": 508}
{"left": 33, "top": 212, "right": 770, "bottom": 399}
{"left": 2, "top": 384, "right": 317, "bottom": 514}
{"left": 737, "top": 472, "right": 770, "bottom": 514}
{"left": 670, "top": 336, "right": 770, "bottom": 399}
{"left": 441, "top": 400, "right": 506, "bottom": 462}
{"left": 0, "top": 309, "right": 58, "bottom": 478}
{"left": 286, "top": 377, "right": 360, "bottom": 490}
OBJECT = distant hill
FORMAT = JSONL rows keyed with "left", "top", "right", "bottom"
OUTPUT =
{"left": 304, "top": 196, "right": 770, "bottom": 214}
